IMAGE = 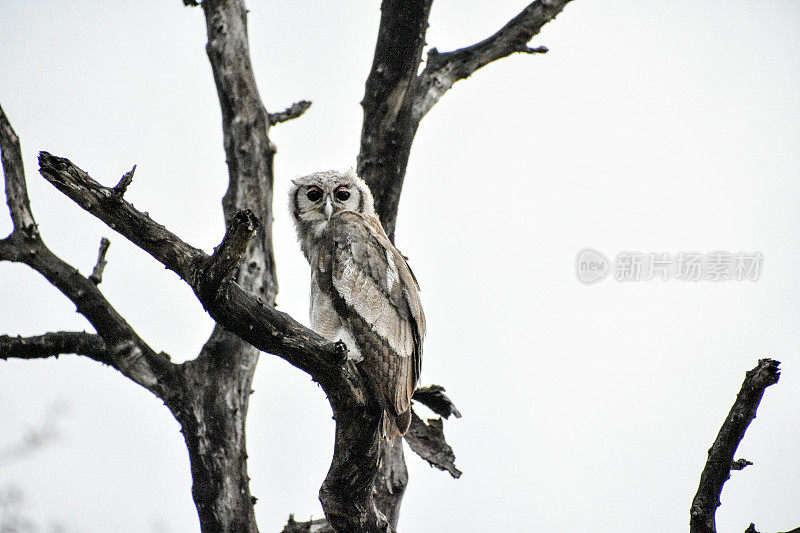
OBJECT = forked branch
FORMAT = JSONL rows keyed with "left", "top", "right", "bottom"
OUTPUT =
{"left": 358, "top": 0, "right": 574, "bottom": 240}
{"left": 38, "top": 152, "right": 206, "bottom": 283}
{"left": 1, "top": 107, "right": 174, "bottom": 397}
{"left": 414, "top": 0, "right": 572, "bottom": 120}
{"left": 37, "top": 152, "right": 352, "bottom": 387}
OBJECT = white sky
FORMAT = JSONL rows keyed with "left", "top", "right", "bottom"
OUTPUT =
{"left": 1, "top": 1, "right": 799, "bottom": 532}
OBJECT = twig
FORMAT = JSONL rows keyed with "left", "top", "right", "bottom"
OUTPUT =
{"left": 39, "top": 151, "right": 206, "bottom": 282}
{"left": 112, "top": 165, "right": 136, "bottom": 197}
{"left": 413, "top": 384, "right": 462, "bottom": 419}
{"left": 404, "top": 411, "right": 461, "bottom": 478}
{"left": 268, "top": 100, "right": 312, "bottom": 125}
{"left": 690, "top": 358, "right": 781, "bottom": 533}
{"left": 0, "top": 332, "right": 108, "bottom": 363}
{"left": 730, "top": 458, "right": 753, "bottom": 471}
{"left": 201, "top": 210, "right": 259, "bottom": 300}
{"left": 0, "top": 104, "right": 37, "bottom": 237}
{"left": 414, "top": 0, "right": 573, "bottom": 121}
{"left": 89, "top": 237, "right": 111, "bottom": 285}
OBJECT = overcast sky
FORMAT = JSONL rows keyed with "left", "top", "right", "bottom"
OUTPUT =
{"left": 1, "top": 1, "right": 799, "bottom": 532}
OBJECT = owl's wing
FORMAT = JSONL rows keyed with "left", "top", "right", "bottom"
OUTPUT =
{"left": 321, "top": 211, "right": 425, "bottom": 435}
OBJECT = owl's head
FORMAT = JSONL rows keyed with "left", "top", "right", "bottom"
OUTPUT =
{"left": 289, "top": 169, "right": 377, "bottom": 244}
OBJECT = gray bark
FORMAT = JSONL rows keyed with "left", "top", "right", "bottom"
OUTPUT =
{"left": 358, "top": 0, "right": 573, "bottom": 241}
{"left": 0, "top": 1, "right": 577, "bottom": 531}
{"left": 4, "top": 3, "right": 791, "bottom": 533}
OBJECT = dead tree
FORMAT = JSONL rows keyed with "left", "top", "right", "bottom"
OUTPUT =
{"left": 0, "top": 1, "right": 573, "bottom": 531}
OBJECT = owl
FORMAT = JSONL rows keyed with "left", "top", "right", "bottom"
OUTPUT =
{"left": 290, "top": 169, "right": 425, "bottom": 439}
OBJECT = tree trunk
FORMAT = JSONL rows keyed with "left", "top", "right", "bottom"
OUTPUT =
{"left": 177, "top": 0, "right": 280, "bottom": 529}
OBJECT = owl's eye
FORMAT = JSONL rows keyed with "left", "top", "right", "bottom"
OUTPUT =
{"left": 306, "top": 187, "right": 322, "bottom": 202}
{"left": 335, "top": 187, "right": 351, "bottom": 201}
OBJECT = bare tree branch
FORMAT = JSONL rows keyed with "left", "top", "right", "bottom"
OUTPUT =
{"left": 37, "top": 152, "right": 349, "bottom": 379}
{"left": 269, "top": 100, "right": 312, "bottom": 125}
{"left": 88, "top": 237, "right": 110, "bottom": 285}
{"left": 404, "top": 412, "right": 461, "bottom": 479}
{"left": 358, "top": 0, "right": 573, "bottom": 242}
{"left": 1, "top": 108, "right": 175, "bottom": 397}
{"left": 690, "top": 359, "right": 781, "bottom": 533}
{"left": 38, "top": 151, "right": 206, "bottom": 283}
{"left": 0, "top": 332, "right": 108, "bottom": 363}
{"left": 35, "top": 143, "right": 387, "bottom": 532}
{"left": 730, "top": 458, "right": 753, "bottom": 471}
{"left": 111, "top": 164, "right": 136, "bottom": 198}
{"left": 9, "top": 242, "right": 174, "bottom": 393}
{"left": 414, "top": 0, "right": 572, "bottom": 120}
{"left": 413, "top": 384, "right": 462, "bottom": 419}
{"left": 0, "top": 104, "right": 36, "bottom": 237}
{"left": 201, "top": 209, "right": 259, "bottom": 300}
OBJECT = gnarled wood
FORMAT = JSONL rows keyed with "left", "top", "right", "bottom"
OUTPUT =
{"left": 1, "top": 0, "right": 585, "bottom": 529}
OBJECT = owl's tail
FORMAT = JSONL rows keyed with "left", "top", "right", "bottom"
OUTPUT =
{"left": 380, "top": 408, "right": 412, "bottom": 441}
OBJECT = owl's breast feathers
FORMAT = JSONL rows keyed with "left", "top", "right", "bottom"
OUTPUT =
{"left": 315, "top": 211, "right": 425, "bottom": 438}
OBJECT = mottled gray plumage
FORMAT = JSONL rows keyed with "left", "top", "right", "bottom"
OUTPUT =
{"left": 289, "top": 169, "right": 425, "bottom": 438}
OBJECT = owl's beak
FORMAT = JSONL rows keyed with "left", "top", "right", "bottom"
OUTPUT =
{"left": 323, "top": 196, "right": 333, "bottom": 220}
